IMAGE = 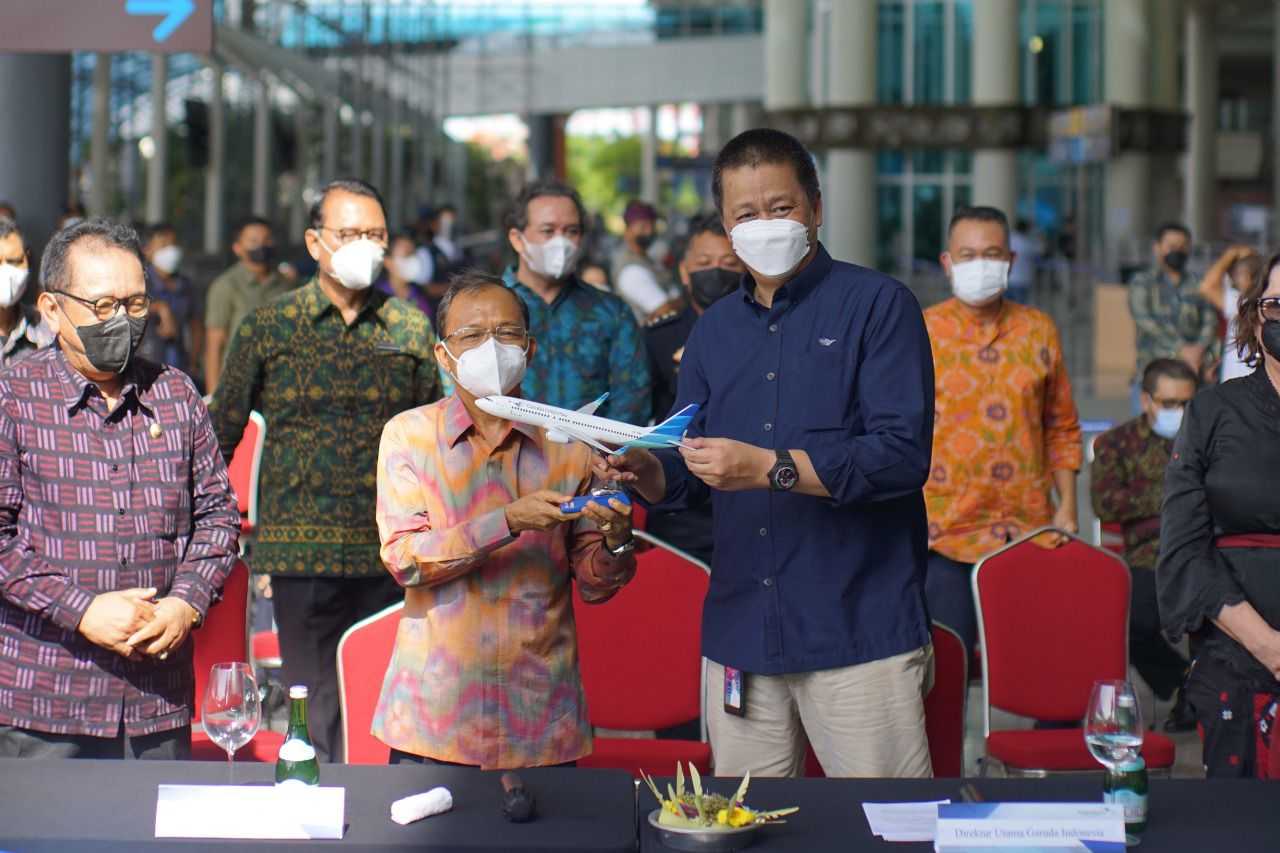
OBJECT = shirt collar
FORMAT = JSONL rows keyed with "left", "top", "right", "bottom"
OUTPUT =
{"left": 740, "top": 243, "right": 833, "bottom": 308}
{"left": 302, "top": 278, "right": 387, "bottom": 325}
{"left": 52, "top": 345, "right": 146, "bottom": 416}
{"left": 502, "top": 265, "right": 580, "bottom": 309}
{"left": 443, "top": 393, "right": 541, "bottom": 448}
{"left": 0, "top": 310, "right": 46, "bottom": 356}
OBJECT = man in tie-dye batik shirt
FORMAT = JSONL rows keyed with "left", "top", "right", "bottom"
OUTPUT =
{"left": 373, "top": 273, "right": 636, "bottom": 769}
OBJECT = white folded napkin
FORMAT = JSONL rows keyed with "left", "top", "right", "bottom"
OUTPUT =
{"left": 390, "top": 787, "right": 453, "bottom": 825}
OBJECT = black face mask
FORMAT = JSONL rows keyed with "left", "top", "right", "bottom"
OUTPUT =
{"left": 689, "top": 267, "right": 741, "bottom": 310}
{"left": 634, "top": 233, "right": 655, "bottom": 251}
{"left": 1262, "top": 320, "right": 1280, "bottom": 362}
{"left": 1163, "top": 251, "right": 1189, "bottom": 273}
{"left": 74, "top": 311, "right": 148, "bottom": 374}
{"left": 246, "top": 245, "right": 276, "bottom": 266}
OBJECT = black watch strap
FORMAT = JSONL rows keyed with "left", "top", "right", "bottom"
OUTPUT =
{"left": 769, "top": 450, "right": 799, "bottom": 492}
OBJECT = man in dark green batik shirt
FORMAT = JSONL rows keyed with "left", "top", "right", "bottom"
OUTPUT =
{"left": 210, "top": 180, "right": 439, "bottom": 762}
{"left": 1091, "top": 358, "right": 1197, "bottom": 732}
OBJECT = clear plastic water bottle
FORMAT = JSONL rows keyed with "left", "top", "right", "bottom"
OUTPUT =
{"left": 275, "top": 685, "right": 320, "bottom": 787}
{"left": 1103, "top": 755, "right": 1148, "bottom": 835}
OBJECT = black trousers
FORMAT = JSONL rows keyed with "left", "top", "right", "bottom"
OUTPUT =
{"left": 1130, "top": 567, "right": 1189, "bottom": 700}
{"left": 0, "top": 723, "right": 190, "bottom": 760}
{"left": 272, "top": 574, "right": 403, "bottom": 763}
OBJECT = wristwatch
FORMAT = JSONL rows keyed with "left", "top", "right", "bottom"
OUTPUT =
{"left": 768, "top": 450, "right": 799, "bottom": 492}
{"left": 608, "top": 535, "right": 637, "bottom": 557}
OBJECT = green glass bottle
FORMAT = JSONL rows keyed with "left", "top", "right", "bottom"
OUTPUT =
{"left": 275, "top": 685, "right": 320, "bottom": 787}
{"left": 1103, "top": 755, "right": 1148, "bottom": 835}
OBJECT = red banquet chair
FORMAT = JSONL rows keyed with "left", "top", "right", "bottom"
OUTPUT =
{"left": 972, "top": 527, "right": 1175, "bottom": 776}
{"left": 336, "top": 602, "right": 404, "bottom": 764}
{"left": 191, "top": 559, "right": 286, "bottom": 761}
{"left": 802, "top": 621, "right": 968, "bottom": 778}
{"left": 574, "top": 530, "right": 711, "bottom": 779}
{"left": 226, "top": 410, "right": 266, "bottom": 546}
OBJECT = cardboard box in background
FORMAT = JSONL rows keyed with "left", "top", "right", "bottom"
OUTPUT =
{"left": 1093, "top": 284, "right": 1136, "bottom": 399}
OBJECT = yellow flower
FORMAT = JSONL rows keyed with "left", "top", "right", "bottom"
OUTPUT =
{"left": 716, "top": 809, "right": 729, "bottom": 825}
{"left": 727, "top": 807, "right": 756, "bottom": 828}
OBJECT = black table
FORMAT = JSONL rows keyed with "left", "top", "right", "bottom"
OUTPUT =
{"left": 637, "top": 776, "right": 1277, "bottom": 852}
{"left": 0, "top": 759, "right": 637, "bottom": 852}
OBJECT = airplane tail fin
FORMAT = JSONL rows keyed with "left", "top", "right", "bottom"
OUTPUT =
{"left": 621, "top": 403, "right": 699, "bottom": 451}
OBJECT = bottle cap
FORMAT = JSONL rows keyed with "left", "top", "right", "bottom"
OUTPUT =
{"left": 289, "top": 685, "right": 309, "bottom": 699}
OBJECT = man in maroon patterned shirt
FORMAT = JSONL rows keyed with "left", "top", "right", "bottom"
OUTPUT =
{"left": 0, "top": 220, "right": 240, "bottom": 759}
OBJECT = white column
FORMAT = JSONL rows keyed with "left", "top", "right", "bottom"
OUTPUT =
{"left": 0, "top": 54, "right": 70, "bottom": 248}
{"left": 1149, "top": 0, "right": 1184, "bottom": 228}
{"left": 252, "top": 74, "right": 271, "bottom": 217}
{"left": 824, "top": 0, "right": 876, "bottom": 266}
{"left": 145, "top": 54, "right": 168, "bottom": 224}
{"left": 323, "top": 98, "right": 339, "bottom": 183}
{"left": 350, "top": 110, "right": 365, "bottom": 179}
{"left": 1104, "top": 0, "right": 1152, "bottom": 271}
{"left": 764, "top": 0, "right": 807, "bottom": 110}
{"left": 389, "top": 96, "right": 405, "bottom": 229}
{"left": 640, "top": 106, "right": 658, "bottom": 201}
{"left": 729, "top": 101, "right": 762, "bottom": 137}
{"left": 89, "top": 53, "right": 112, "bottom": 218}
{"left": 203, "top": 59, "right": 226, "bottom": 254}
{"left": 972, "top": 0, "right": 1019, "bottom": 219}
{"left": 1183, "top": 0, "right": 1217, "bottom": 241}
{"left": 289, "top": 104, "right": 308, "bottom": 238}
{"left": 370, "top": 102, "right": 387, "bottom": 193}
{"left": 701, "top": 103, "right": 725, "bottom": 156}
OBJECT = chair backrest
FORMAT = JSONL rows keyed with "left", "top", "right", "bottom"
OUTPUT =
{"left": 973, "top": 528, "right": 1130, "bottom": 732}
{"left": 924, "top": 621, "right": 968, "bottom": 778}
{"left": 191, "top": 559, "right": 251, "bottom": 724}
{"left": 1085, "top": 433, "right": 1126, "bottom": 554}
{"left": 573, "top": 531, "right": 710, "bottom": 731}
{"left": 336, "top": 601, "right": 404, "bottom": 764}
{"left": 226, "top": 411, "right": 266, "bottom": 526}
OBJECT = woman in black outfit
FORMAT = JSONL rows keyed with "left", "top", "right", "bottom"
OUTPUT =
{"left": 1158, "top": 252, "right": 1280, "bottom": 778}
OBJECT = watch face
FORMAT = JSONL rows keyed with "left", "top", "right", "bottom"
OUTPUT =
{"left": 775, "top": 466, "right": 799, "bottom": 490}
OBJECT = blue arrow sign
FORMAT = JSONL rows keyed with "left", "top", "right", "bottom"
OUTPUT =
{"left": 124, "top": 0, "right": 196, "bottom": 44}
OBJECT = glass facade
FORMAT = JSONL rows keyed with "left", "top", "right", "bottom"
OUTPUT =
{"left": 873, "top": 0, "right": 1102, "bottom": 277}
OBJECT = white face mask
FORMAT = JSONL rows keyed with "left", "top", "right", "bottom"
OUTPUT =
{"left": 394, "top": 254, "right": 428, "bottom": 285}
{"left": 950, "top": 259, "right": 1009, "bottom": 306}
{"left": 320, "top": 237, "right": 385, "bottom": 290}
{"left": 730, "top": 218, "right": 811, "bottom": 278}
{"left": 520, "top": 234, "right": 580, "bottom": 280}
{"left": 152, "top": 245, "right": 182, "bottom": 275}
{"left": 444, "top": 337, "right": 528, "bottom": 398}
{"left": 0, "top": 264, "right": 28, "bottom": 308}
{"left": 1151, "top": 407, "right": 1184, "bottom": 440}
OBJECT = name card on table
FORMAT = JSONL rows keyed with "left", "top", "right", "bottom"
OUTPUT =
{"left": 934, "top": 802, "right": 1125, "bottom": 852}
{"left": 155, "top": 784, "right": 345, "bottom": 840}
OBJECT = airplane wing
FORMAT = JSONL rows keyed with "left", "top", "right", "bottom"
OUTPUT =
{"left": 550, "top": 421, "right": 617, "bottom": 456}
{"left": 575, "top": 392, "right": 609, "bottom": 416}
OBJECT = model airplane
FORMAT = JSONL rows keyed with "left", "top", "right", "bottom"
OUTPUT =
{"left": 474, "top": 393, "right": 699, "bottom": 456}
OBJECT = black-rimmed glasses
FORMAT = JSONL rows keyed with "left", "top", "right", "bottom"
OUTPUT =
{"left": 54, "top": 291, "right": 151, "bottom": 322}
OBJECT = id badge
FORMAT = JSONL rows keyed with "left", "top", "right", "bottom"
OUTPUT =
{"left": 723, "top": 666, "right": 746, "bottom": 717}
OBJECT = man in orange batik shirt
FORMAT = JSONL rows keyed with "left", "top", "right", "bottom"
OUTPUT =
{"left": 923, "top": 206, "right": 1083, "bottom": 657}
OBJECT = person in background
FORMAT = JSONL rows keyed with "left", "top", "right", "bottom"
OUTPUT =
{"left": 611, "top": 200, "right": 681, "bottom": 324}
{"left": 0, "top": 218, "right": 53, "bottom": 367}
{"left": 640, "top": 212, "right": 744, "bottom": 566}
{"left": 376, "top": 233, "right": 434, "bottom": 320}
{"left": 373, "top": 274, "right": 635, "bottom": 769}
{"left": 923, "top": 205, "right": 1082, "bottom": 657}
{"left": 0, "top": 202, "right": 15, "bottom": 222}
{"left": 503, "top": 180, "right": 650, "bottom": 424}
{"left": 1129, "top": 223, "right": 1218, "bottom": 408}
{"left": 1158, "top": 253, "right": 1280, "bottom": 777}
{"left": 431, "top": 204, "right": 463, "bottom": 265}
{"left": 599, "top": 128, "right": 935, "bottom": 779}
{"left": 1007, "top": 218, "right": 1040, "bottom": 305}
{"left": 56, "top": 203, "right": 87, "bottom": 231}
{"left": 578, "top": 261, "right": 612, "bottom": 293}
{"left": 203, "top": 217, "right": 293, "bottom": 394}
{"left": 1092, "top": 358, "right": 1199, "bottom": 732}
{"left": 1200, "top": 245, "right": 1263, "bottom": 384}
{"left": 140, "top": 223, "right": 201, "bottom": 376}
{"left": 0, "top": 220, "right": 239, "bottom": 759}
{"left": 210, "top": 180, "right": 439, "bottom": 763}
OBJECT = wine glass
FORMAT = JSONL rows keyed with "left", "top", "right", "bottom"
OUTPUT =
{"left": 202, "top": 662, "right": 261, "bottom": 783}
{"left": 1084, "top": 679, "right": 1143, "bottom": 845}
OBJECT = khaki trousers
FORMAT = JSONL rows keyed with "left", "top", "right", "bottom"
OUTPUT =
{"left": 705, "top": 645, "right": 934, "bottom": 779}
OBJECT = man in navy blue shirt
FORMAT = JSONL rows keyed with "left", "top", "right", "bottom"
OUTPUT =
{"left": 599, "top": 129, "right": 935, "bottom": 778}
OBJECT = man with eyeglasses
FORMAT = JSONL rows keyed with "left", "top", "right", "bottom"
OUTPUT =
{"left": 210, "top": 179, "right": 440, "bottom": 762}
{"left": 502, "top": 180, "right": 650, "bottom": 426}
{"left": 1093, "top": 357, "right": 1200, "bottom": 732}
{"left": 203, "top": 216, "right": 294, "bottom": 393}
{"left": 0, "top": 220, "right": 240, "bottom": 759}
{"left": 373, "top": 272, "right": 635, "bottom": 769}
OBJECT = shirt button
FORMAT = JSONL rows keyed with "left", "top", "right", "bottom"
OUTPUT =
{"left": 759, "top": 528, "right": 767, "bottom": 537}
{"left": 762, "top": 578, "right": 773, "bottom": 587}
{"left": 117, "top": 508, "right": 125, "bottom": 516}
{"left": 111, "top": 464, "right": 119, "bottom": 473}
{"left": 766, "top": 372, "right": 776, "bottom": 381}
{"left": 763, "top": 423, "right": 773, "bottom": 432}
{"left": 120, "top": 557, "right": 128, "bottom": 566}
{"left": 769, "top": 324, "right": 778, "bottom": 333}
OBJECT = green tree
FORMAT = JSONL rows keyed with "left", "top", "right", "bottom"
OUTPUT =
{"left": 566, "top": 134, "right": 641, "bottom": 219}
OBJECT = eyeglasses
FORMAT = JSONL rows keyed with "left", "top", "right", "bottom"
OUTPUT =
{"left": 443, "top": 325, "right": 530, "bottom": 351}
{"left": 1258, "top": 297, "right": 1280, "bottom": 323}
{"left": 55, "top": 291, "right": 151, "bottom": 322}
{"left": 315, "top": 226, "right": 388, "bottom": 246}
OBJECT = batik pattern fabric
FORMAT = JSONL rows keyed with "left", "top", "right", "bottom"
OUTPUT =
{"left": 924, "top": 298, "right": 1083, "bottom": 564}
{"left": 1127, "top": 267, "right": 1217, "bottom": 375}
{"left": 372, "top": 394, "right": 634, "bottom": 769}
{"left": 1090, "top": 416, "right": 1171, "bottom": 571}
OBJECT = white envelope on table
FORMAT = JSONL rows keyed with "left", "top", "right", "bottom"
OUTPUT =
{"left": 155, "top": 784, "right": 345, "bottom": 840}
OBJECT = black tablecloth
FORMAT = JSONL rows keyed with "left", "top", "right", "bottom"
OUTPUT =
{"left": 0, "top": 759, "right": 637, "bottom": 852}
{"left": 638, "top": 776, "right": 1277, "bottom": 852}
